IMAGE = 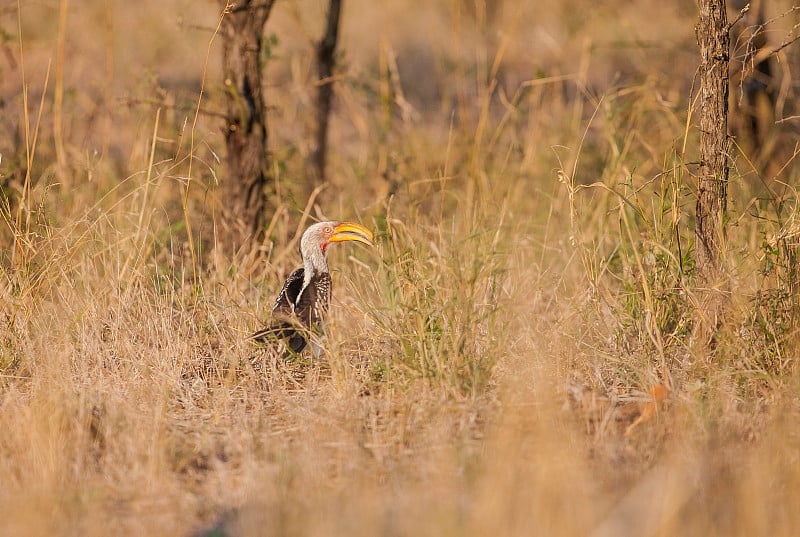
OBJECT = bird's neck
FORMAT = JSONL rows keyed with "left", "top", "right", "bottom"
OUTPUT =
{"left": 303, "top": 247, "right": 329, "bottom": 286}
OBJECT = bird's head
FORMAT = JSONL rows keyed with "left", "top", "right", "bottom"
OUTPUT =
{"left": 300, "top": 221, "right": 374, "bottom": 273}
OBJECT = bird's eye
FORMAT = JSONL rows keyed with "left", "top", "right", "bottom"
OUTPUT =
{"left": 324, "top": 227, "right": 332, "bottom": 233}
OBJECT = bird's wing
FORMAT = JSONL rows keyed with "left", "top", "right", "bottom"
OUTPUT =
{"left": 272, "top": 267, "right": 305, "bottom": 317}
{"left": 251, "top": 270, "right": 333, "bottom": 355}
{"left": 295, "top": 272, "right": 331, "bottom": 331}
{"left": 251, "top": 268, "right": 308, "bottom": 352}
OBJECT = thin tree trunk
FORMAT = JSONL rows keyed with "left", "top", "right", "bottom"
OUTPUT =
{"left": 310, "top": 0, "right": 342, "bottom": 186}
{"left": 694, "top": 0, "right": 730, "bottom": 344}
{"left": 219, "top": 0, "right": 275, "bottom": 255}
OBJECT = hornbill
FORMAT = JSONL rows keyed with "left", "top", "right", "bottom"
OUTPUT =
{"left": 251, "top": 221, "right": 374, "bottom": 354}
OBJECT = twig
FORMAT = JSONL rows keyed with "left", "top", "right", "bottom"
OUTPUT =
{"left": 730, "top": 6, "right": 800, "bottom": 77}
{"left": 727, "top": 2, "right": 750, "bottom": 30}
{"left": 228, "top": 1, "right": 273, "bottom": 13}
{"left": 120, "top": 97, "right": 229, "bottom": 119}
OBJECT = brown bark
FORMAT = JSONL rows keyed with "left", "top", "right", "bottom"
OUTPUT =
{"left": 694, "top": 0, "right": 730, "bottom": 346}
{"left": 219, "top": 0, "right": 275, "bottom": 254}
{"left": 695, "top": 0, "right": 730, "bottom": 282}
{"left": 310, "top": 0, "right": 342, "bottom": 187}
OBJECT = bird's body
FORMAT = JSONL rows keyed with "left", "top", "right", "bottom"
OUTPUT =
{"left": 252, "top": 221, "right": 373, "bottom": 354}
{"left": 263, "top": 266, "right": 330, "bottom": 353}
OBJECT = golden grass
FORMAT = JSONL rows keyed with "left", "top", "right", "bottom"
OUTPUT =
{"left": 1, "top": 0, "right": 800, "bottom": 535}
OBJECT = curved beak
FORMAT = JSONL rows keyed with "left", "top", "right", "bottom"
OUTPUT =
{"left": 329, "top": 222, "right": 374, "bottom": 247}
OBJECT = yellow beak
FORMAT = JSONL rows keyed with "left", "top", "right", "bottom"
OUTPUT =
{"left": 329, "top": 222, "right": 374, "bottom": 247}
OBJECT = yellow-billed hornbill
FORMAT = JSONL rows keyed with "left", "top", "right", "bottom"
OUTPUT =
{"left": 251, "top": 221, "right": 373, "bottom": 354}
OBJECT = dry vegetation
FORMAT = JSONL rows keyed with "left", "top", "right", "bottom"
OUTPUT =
{"left": 2, "top": 0, "right": 800, "bottom": 535}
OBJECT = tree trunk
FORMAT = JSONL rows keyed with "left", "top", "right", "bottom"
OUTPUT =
{"left": 694, "top": 0, "right": 730, "bottom": 344}
{"left": 219, "top": 0, "right": 275, "bottom": 255}
{"left": 310, "top": 0, "right": 342, "bottom": 187}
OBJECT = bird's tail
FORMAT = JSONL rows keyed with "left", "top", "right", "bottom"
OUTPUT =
{"left": 250, "top": 322, "right": 308, "bottom": 354}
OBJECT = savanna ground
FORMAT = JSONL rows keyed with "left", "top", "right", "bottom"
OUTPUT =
{"left": 2, "top": 0, "right": 800, "bottom": 535}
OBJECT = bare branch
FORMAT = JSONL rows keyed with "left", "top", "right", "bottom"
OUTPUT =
{"left": 121, "top": 97, "right": 229, "bottom": 120}
{"left": 228, "top": 1, "right": 273, "bottom": 14}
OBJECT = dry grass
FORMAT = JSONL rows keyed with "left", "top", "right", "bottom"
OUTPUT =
{"left": 2, "top": 0, "right": 800, "bottom": 535}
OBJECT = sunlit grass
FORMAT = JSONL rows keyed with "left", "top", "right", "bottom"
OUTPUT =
{"left": 1, "top": 0, "right": 799, "bottom": 536}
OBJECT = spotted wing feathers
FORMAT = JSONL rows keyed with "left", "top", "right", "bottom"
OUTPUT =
{"left": 251, "top": 268, "right": 332, "bottom": 353}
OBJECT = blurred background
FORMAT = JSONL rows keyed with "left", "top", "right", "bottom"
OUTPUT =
{"left": 3, "top": 0, "right": 797, "bottom": 229}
